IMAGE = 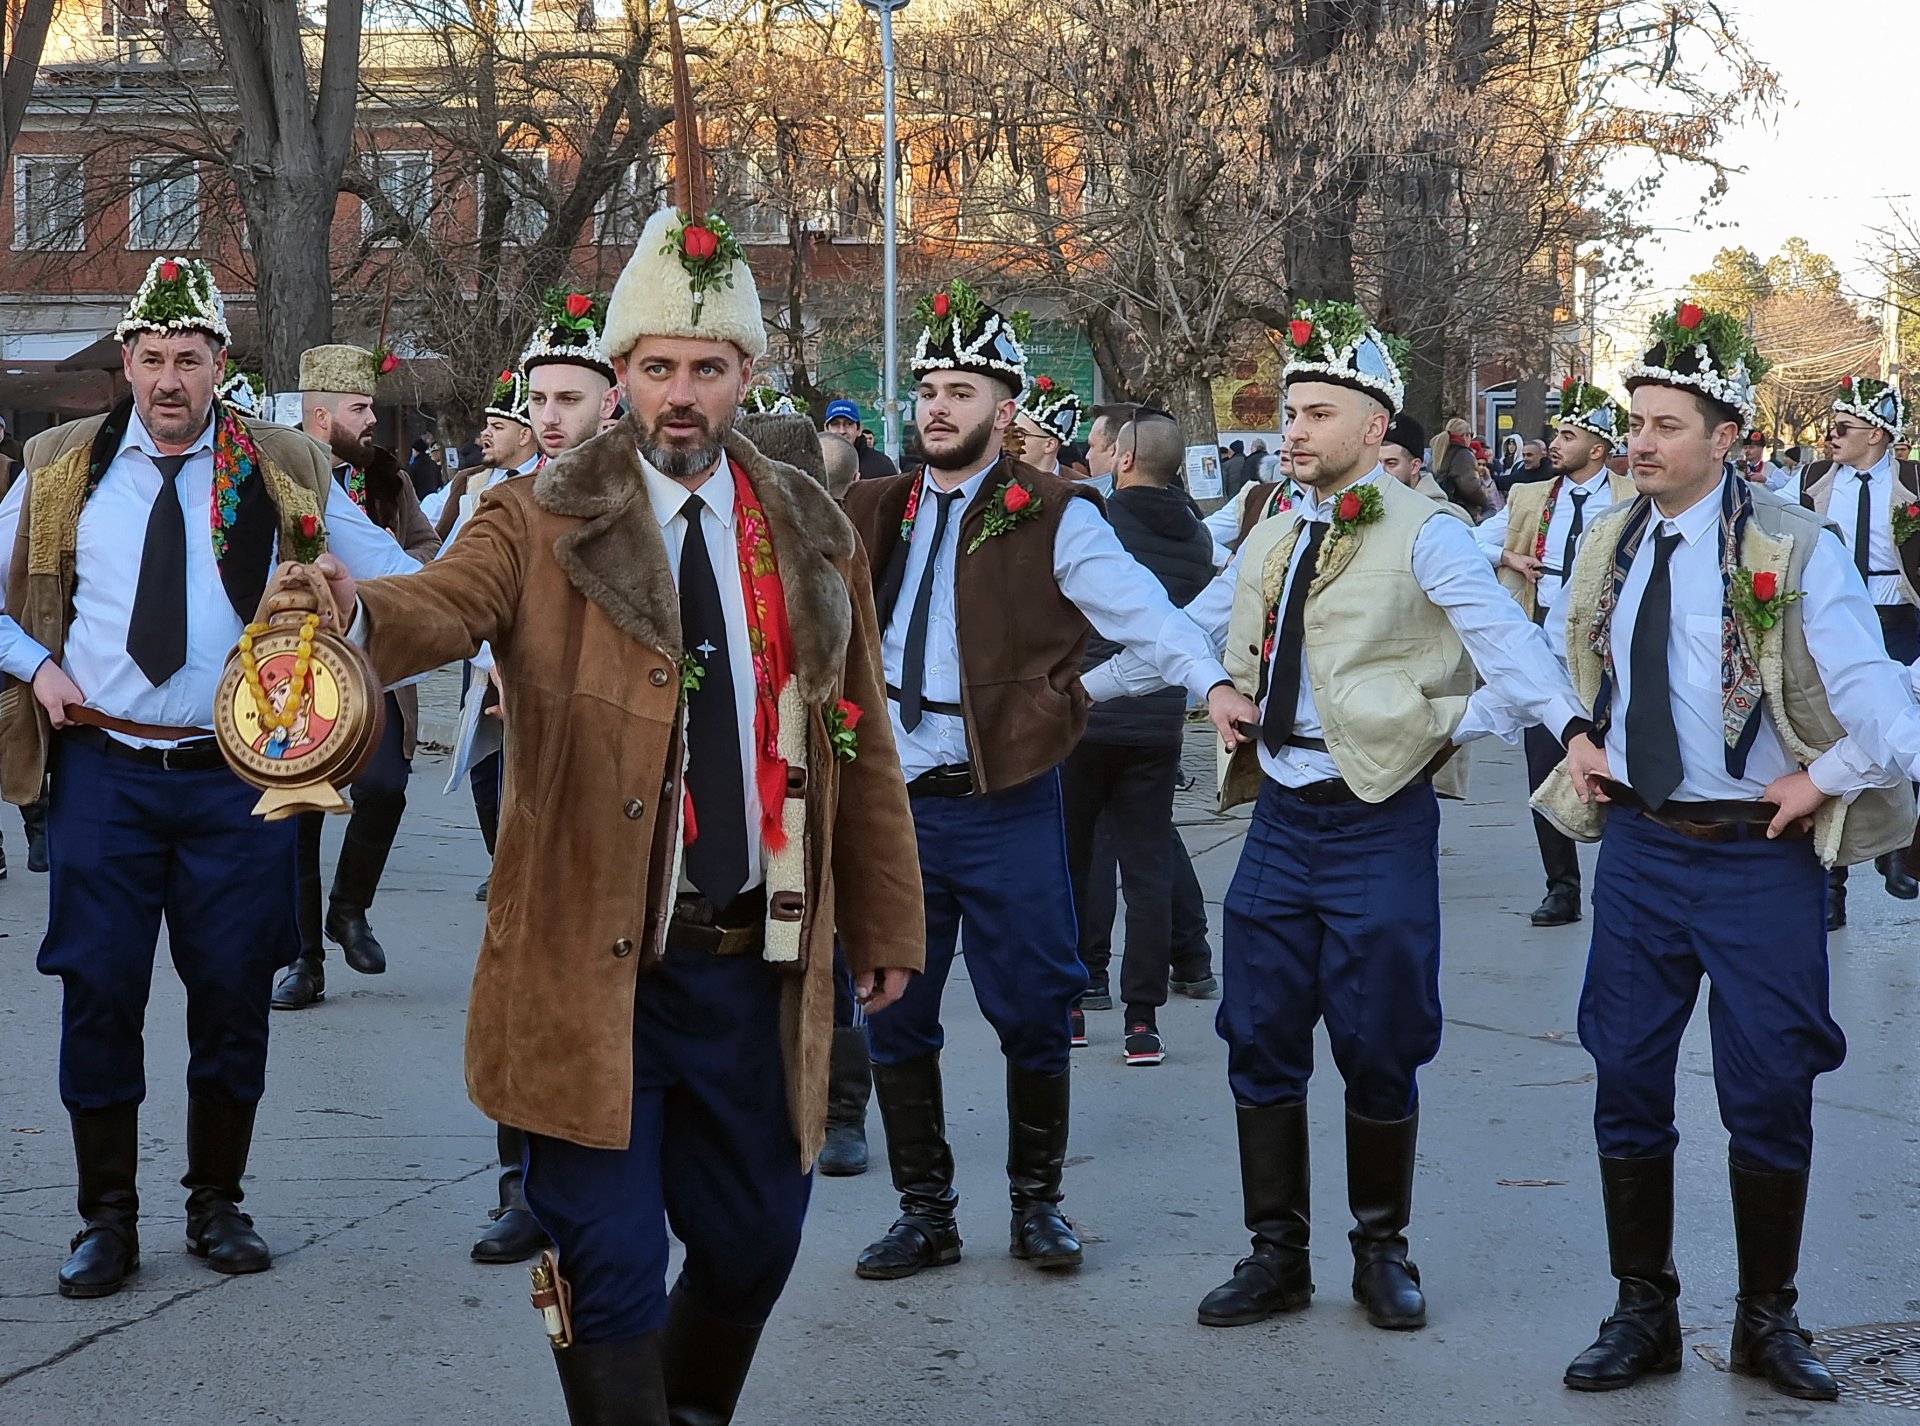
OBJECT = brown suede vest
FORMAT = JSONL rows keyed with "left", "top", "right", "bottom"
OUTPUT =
{"left": 843, "top": 459, "right": 1097, "bottom": 794}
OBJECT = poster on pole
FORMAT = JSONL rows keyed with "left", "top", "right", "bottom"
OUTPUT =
{"left": 270, "top": 392, "right": 304, "bottom": 428}
{"left": 1185, "top": 444, "right": 1223, "bottom": 500}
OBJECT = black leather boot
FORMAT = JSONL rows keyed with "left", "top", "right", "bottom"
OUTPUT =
{"left": 1006, "top": 1065, "right": 1082, "bottom": 1268}
{"left": 474, "top": 1123, "right": 550, "bottom": 1263}
{"left": 1826, "top": 865, "right": 1847, "bottom": 931}
{"left": 1564, "top": 1154, "right": 1682, "bottom": 1391}
{"left": 1197, "top": 1101, "right": 1313, "bottom": 1326}
{"left": 1728, "top": 1162, "right": 1838, "bottom": 1401}
{"left": 476, "top": 781, "right": 499, "bottom": 901}
{"left": 326, "top": 791, "right": 403, "bottom": 974}
{"left": 1877, "top": 850, "right": 1919, "bottom": 900}
{"left": 22, "top": 791, "right": 48, "bottom": 873}
{"left": 855, "top": 1056, "right": 962, "bottom": 1279}
{"left": 1530, "top": 818, "right": 1582, "bottom": 926}
{"left": 660, "top": 1284, "right": 765, "bottom": 1426}
{"left": 816, "top": 1026, "right": 871, "bottom": 1177}
{"left": 275, "top": 815, "right": 328, "bottom": 1009}
{"left": 1347, "top": 1106, "right": 1425, "bottom": 1329}
{"left": 551, "top": 1333, "right": 669, "bottom": 1425}
{"left": 182, "top": 1096, "right": 272, "bottom": 1274}
{"left": 58, "top": 1104, "right": 140, "bottom": 1298}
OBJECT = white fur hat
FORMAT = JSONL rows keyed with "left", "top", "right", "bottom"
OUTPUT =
{"left": 603, "top": 207, "right": 767, "bottom": 364}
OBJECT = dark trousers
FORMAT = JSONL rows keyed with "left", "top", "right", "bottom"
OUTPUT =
{"left": 295, "top": 692, "right": 411, "bottom": 956}
{"left": 1063, "top": 740, "right": 1182, "bottom": 1012}
{"left": 865, "top": 771, "right": 1086, "bottom": 1075}
{"left": 1524, "top": 721, "right": 1581, "bottom": 896}
{"left": 1081, "top": 823, "right": 1213, "bottom": 981}
{"left": 38, "top": 734, "right": 297, "bottom": 1110}
{"left": 831, "top": 940, "right": 864, "bottom": 1031}
{"left": 1219, "top": 778, "right": 1442, "bottom": 1119}
{"left": 469, "top": 751, "right": 502, "bottom": 855}
{"left": 1581, "top": 807, "right": 1842, "bottom": 1173}
{"left": 522, "top": 948, "right": 811, "bottom": 1345}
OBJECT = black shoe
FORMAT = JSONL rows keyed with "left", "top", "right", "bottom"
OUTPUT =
{"left": 1530, "top": 886, "right": 1581, "bottom": 927}
{"left": 1878, "top": 852, "right": 1920, "bottom": 901}
{"left": 476, "top": 875, "right": 490, "bottom": 902}
{"left": 1169, "top": 971, "right": 1220, "bottom": 999}
{"left": 325, "top": 904, "right": 387, "bottom": 975}
{"left": 1563, "top": 1154, "right": 1682, "bottom": 1392}
{"left": 58, "top": 1105, "right": 140, "bottom": 1299}
{"left": 1068, "top": 1007, "right": 1088, "bottom": 1048}
{"left": 817, "top": 1027, "right": 872, "bottom": 1177}
{"left": 660, "top": 1284, "right": 764, "bottom": 1426}
{"left": 1826, "top": 867, "right": 1847, "bottom": 931}
{"left": 1347, "top": 1108, "right": 1425, "bottom": 1329}
{"left": 1081, "top": 978, "right": 1112, "bottom": 1012}
{"left": 473, "top": 1125, "right": 548, "bottom": 1262}
{"left": 1728, "top": 1162, "right": 1838, "bottom": 1401}
{"left": 1198, "top": 1102, "right": 1313, "bottom": 1326}
{"left": 271, "top": 956, "right": 325, "bottom": 1010}
{"left": 1006, "top": 1066, "right": 1082, "bottom": 1269}
{"left": 856, "top": 1057, "right": 961, "bottom": 1280}
{"left": 1123, "top": 1022, "right": 1165, "bottom": 1066}
{"left": 23, "top": 795, "right": 48, "bottom": 874}
{"left": 183, "top": 1097, "right": 271, "bottom": 1274}
{"left": 550, "top": 1332, "right": 669, "bottom": 1425}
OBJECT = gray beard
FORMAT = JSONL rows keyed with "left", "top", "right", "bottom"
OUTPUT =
{"left": 640, "top": 412, "right": 733, "bottom": 479}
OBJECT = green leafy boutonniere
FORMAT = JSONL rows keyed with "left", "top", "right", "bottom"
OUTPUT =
{"left": 1894, "top": 499, "right": 1920, "bottom": 548}
{"left": 680, "top": 653, "right": 706, "bottom": 699}
{"left": 1730, "top": 567, "right": 1804, "bottom": 631}
{"left": 966, "top": 479, "right": 1041, "bottom": 554}
{"left": 829, "top": 698, "right": 862, "bottom": 762}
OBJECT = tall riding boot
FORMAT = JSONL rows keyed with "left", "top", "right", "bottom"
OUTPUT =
{"left": 551, "top": 1333, "right": 669, "bottom": 1426}
{"left": 1197, "top": 1101, "right": 1313, "bottom": 1326}
{"left": 1826, "top": 865, "right": 1848, "bottom": 931}
{"left": 1563, "top": 1154, "right": 1682, "bottom": 1391}
{"left": 1006, "top": 1065, "right": 1082, "bottom": 1268}
{"left": 1530, "top": 816, "right": 1583, "bottom": 926}
{"left": 182, "top": 1095, "right": 272, "bottom": 1274}
{"left": 273, "top": 814, "right": 327, "bottom": 1009}
{"left": 22, "top": 790, "right": 49, "bottom": 873}
{"left": 816, "top": 1026, "right": 872, "bottom": 1177}
{"left": 58, "top": 1104, "right": 141, "bottom": 1298}
{"left": 474, "top": 1123, "right": 550, "bottom": 1263}
{"left": 1347, "top": 1107, "right": 1426, "bottom": 1329}
{"left": 1729, "top": 1162, "right": 1838, "bottom": 1401}
{"left": 855, "top": 1056, "right": 961, "bottom": 1279}
{"left": 326, "top": 791, "right": 405, "bottom": 975}
{"left": 660, "top": 1284, "right": 766, "bottom": 1426}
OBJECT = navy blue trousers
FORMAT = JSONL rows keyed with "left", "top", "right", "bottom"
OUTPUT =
{"left": 38, "top": 734, "right": 298, "bottom": 1110}
{"left": 522, "top": 948, "right": 811, "bottom": 1345}
{"left": 1219, "top": 778, "right": 1442, "bottom": 1118}
{"left": 865, "top": 771, "right": 1086, "bottom": 1075}
{"left": 1580, "top": 807, "right": 1843, "bottom": 1173}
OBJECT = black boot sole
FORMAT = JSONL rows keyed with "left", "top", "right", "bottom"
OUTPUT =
{"left": 58, "top": 1257, "right": 138, "bottom": 1299}
{"left": 1198, "top": 1288, "right": 1312, "bottom": 1327}
{"left": 855, "top": 1245, "right": 961, "bottom": 1280}
{"left": 187, "top": 1242, "right": 272, "bottom": 1275}
{"left": 1010, "top": 1245, "right": 1084, "bottom": 1269}
{"left": 1359, "top": 1301, "right": 1427, "bottom": 1329}
{"left": 816, "top": 1155, "right": 870, "bottom": 1178}
{"left": 1564, "top": 1356, "right": 1682, "bottom": 1392}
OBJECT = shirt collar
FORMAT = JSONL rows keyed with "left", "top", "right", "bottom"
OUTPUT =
{"left": 512, "top": 451, "right": 543, "bottom": 476}
{"left": 1567, "top": 467, "right": 1610, "bottom": 495}
{"left": 120, "top": 404, "right": 215, "bottom": 464}
{"left": 1652, "top": 478, "right": 1725, "bottom": 546}
{"left": 1846, "top": 449, "right": 1893, "bottom": 482}
{"left": 1298, "top": 466, "right": 1383, "bottom": 522}
{"left": 920, "top": 455, "right": 999, "bottom": 505}
{"left": 643, "top": 452, "right": 736, "bottom": 531}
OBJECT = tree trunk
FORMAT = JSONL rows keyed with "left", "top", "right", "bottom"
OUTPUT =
{"left": 1160, "top": 367, "right": 1221, "bottom": 510}
{"left": 1, "top": 0, "right": 57, "bottom": 173}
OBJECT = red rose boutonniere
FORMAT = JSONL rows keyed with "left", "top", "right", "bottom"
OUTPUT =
{"left": 829, "top": 698, "right": 862, "bottom": 762}
{"left": 662, "top": 212, "right": 745, "bottom": 325}
{"left": 1894, "top": 500, "right": 1920, "bottom": 547}
{"left": 290, "top": 511, "right": 326, "bottom": 563}
{"left": 967, "top": 479, "right": 1041, "bottom": 553}
{"left": 1731, "top": 566, "right": 1804, "bottom": 631}
{"left": 1326, "top": 480, "right": 1383, "bottom": 550}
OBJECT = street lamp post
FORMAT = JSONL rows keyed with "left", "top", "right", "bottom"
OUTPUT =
{"left": 862, "top": 0, "right": 910, "bottom": 464}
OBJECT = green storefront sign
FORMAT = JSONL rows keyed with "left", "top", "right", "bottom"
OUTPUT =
{"left": 817, "top": 320, "right": 1097, "bottom": 436}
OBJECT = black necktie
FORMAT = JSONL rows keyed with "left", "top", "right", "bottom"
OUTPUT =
{"left": 678, "top": 493, "right": 748, "bottom": 907}
{"left": 1259, "top": 521, "right": 1328, "bottom": 758}
{"left": 1625, "top": 529, "right": 1684, "bottom": 810}
{"left": 1561, "top": 488, "right": 1590, "bottom": 577}
{"left": 126, "top": 452, "right": 190, "bottom": 686}
{"left": 895, "top": 488, "right": 962, "bottom": 733}
{"left": 1855, "top": 474, "right": 1874, "bottom": 580}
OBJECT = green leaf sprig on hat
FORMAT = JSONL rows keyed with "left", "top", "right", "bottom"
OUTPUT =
{"left": 1648, "top": 302, "right": 1773, "bottom": 385}
{"left": 1283, "top": 299, "right": 1411, "bottom": 375}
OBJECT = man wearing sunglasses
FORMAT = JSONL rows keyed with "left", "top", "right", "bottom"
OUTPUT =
{"left": 1798, "top": 378, "right": 1920, "bottom": 926}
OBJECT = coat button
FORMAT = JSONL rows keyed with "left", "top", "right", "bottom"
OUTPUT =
{"left": 624, "top": 798, "right": 644, "bottom": 819}
{"left": 649, "top": 667, "right": 669, "bottom": 686}
{"left": 613, "top": 938, "right": 634, "bottom": 957}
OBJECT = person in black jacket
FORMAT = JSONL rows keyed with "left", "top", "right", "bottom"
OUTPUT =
{"left": 1062, "top": 411, "right": 1216, "bottom": 1066}
{"left": 406, "top": 436, "right": 444, "bottom": 500}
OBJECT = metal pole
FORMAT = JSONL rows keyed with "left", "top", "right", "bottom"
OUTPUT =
{"left": 879, "top": 3, "right": 901, "bottom": 463}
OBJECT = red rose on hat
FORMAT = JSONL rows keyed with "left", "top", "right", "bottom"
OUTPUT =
{"left": 298, "top": 514, "right": 319, "bottom": 540}
{"left": 1002, "top": 483, "right": 1032, "bottom": 513}
{"left": 681, "top": 225, "right": 719, "bottom": 261}
{"left": 564, "top": 292, "right": 592, "bottom": 319}
{"left": 1337, "top": 492, "right": 1362, "bottom": 521}
{"left": 1289, "top": 319, "right": 1313, "bottom": 347}
{"left": 933, "top": 292, "right": 951, "bottom": 319}
{"left": 1842, "top": 376, "right": 1854, "bottom": 391}
{"left": 1675, "top": 302, "right": 1703, "bottom": 330}
{"left": 158, "top": 260, "right": 179, "bottom": 281}
{"left": 1562, "top": 376, "right": 1574, "bottom": 391}
{"left": 1752, "top": 570, "right": 1777, "bottom": 603}
{"left": 379, "top": 352, "right": 399, "bottom": 375}
{"left": 1035, "top": 375, "right": 1053, "bottom": 393}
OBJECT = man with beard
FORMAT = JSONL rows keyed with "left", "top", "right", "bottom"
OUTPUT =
{"left": 272, "top": 345, "right": 441, "bottom": 1011}
{"left": 839, "top": 279, "right": 1252, "bottom": 1283}
{"left": 277, "top": 171, "right": 926, "bottom": 1419}
{"left": 0, "top": 258, "right": 417, "bottom": 1299}
{"left": 1472, "top": 379, "right": 1635, "bottom": 926}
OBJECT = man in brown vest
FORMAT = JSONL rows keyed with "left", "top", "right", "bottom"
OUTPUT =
{"left": 840, "top": 279, "right": 1253, "bottom": 1282}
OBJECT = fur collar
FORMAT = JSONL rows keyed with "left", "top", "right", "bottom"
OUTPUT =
{"left": 533, "top": 422, "right": 855, "bottom": 702}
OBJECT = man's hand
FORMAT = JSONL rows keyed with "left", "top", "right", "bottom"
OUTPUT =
{"left": 855, "top": 966, "right": 915, "bottom": 1015}
{"left": 31, "top": 659, "right": 83, "bottom": 728}
{"left": 1207, "top": 682, "right": 1262, "bottom": 751}
{"left": 1562, "top": 731, "right": 1613, "bottom": 804}
{"left": 485, "top": 663, "right": 505, "bottom": 719}
{"left": 1761, "top": 770, "right": 1825, "bottom": 839}
{"left": 313, "top": 553, "right": 358, "bottom": 630}
{"left": 1500, "top": 550, "right": 1544, "bottom": 583}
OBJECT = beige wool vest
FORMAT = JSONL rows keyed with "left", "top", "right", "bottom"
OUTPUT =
{"left": 1219, "top": 476, "right": 1476, "bottom": 807}
{"left": 1533, "top": 493, "right": 1914, "bottom": 867}
{"left": 1497, "top": 472, "right": 1638, "bottom": 622}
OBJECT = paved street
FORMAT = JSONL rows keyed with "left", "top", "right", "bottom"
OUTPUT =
{"left": 4, "top": 725, "right": 1920, "bottom": 1424}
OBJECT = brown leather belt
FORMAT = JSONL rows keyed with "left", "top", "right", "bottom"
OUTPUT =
{"left": 65, "top": 704, "right": 213, "bottom": 743}
{"left": 667, "top": 886, "right": 768, "bottom": 956}
{"left": 1599, "top": 778, "right": 1807, "bottom": 842}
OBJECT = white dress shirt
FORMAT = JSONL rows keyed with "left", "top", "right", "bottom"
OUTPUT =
{"left": 1084, "top": 468, "right": 1585, "bottom": 781}
{"left": 643, "top": 456, "right": 763, "bottom": 892}
{"left": 880, "top": 459, "right": 1231, "bottom": 781}
{"left": 1827, "top": 450, "right": 1903, "bottom": 607}
{"left": 0, "top": 407, "right": 417, "bottom": 744}
{"left": 1603, "top": 477, "right": 1912, "bottom": 801}
{"left": 1473, "top": 467, "right": 1620, "bottom": 663}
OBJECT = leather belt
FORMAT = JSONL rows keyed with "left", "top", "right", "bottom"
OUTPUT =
{"left": 1599, "top": 778, "right": 1808, "bottom": 843}
{"left": 64, "top": 723, "right": 225, "bottom": 771}
{"left": 907, "top": 763, "right": 975, "bottom": 798}
{"left": 1285, "top": 735, "right": 1330, "bottom": 753}
{"left": 65, "top": 704, "right": 213, "bottom": 744}
{"left": 667, "top": 886, "right": 768, "bottom": 956}
{"left": 1274, "top": 776, "right": 1362, "bottom": 805}
{"left": 885, "top": 685, "right": 963, "bottom": 718}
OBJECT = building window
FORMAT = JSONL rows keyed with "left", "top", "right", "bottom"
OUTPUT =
{"left": 362, "top": 150, "right": 433, "bottom": 241}
{"left": 955, "top": 150, "right": 1030, "bottom": 241}
{"left": 716, "top": 154, "right": 787, "bottom": 244}
{"left": 497, "top": 152, "right": 548, "bottom": 245}
{"left": 129, "top": 157, "right": 199, "bottom": 249}
{"left": 596, "top": 155, "right": 667, "bottom": 248}
{"left": 12, "top": 155, "right": 85, "bottom": 251}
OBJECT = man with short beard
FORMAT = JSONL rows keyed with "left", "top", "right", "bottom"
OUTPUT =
{"left": 272, "top": 345, "right": 441, "bottom": 1012}
{"left": 839, "top": 279, "right": 1253, "bottom": 1283}
{"left": 0, "top": 258, "right": 417, "bottom": 1300}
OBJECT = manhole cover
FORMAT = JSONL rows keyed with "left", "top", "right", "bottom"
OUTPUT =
{"left": 1821, "top": 1323, "right": 1920, "bottom": 1408}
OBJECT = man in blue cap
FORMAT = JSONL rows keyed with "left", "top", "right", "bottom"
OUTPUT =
{"left": 824, "top": 398, "right": 898, "bottom": 481}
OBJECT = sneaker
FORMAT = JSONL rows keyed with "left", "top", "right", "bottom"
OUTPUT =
{"left": 1123, "top": 1023, "right": 1165, "bottom": 1066}
{"left": 1081, "top": 978, "right": 1113, "bottom": 1012}
{"left": 1069, "top": 1008, "right": 1089, "bottom": 1049}
{"left": 475, "top": 875, "right": 490, "bottom": 903}
{"left": 1169, "top": 972, "right": 1220, "bottom": 999}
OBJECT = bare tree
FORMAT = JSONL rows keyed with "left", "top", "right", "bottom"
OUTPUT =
{"left": 1, "top": 0, "right": 57, "bottom": 171}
